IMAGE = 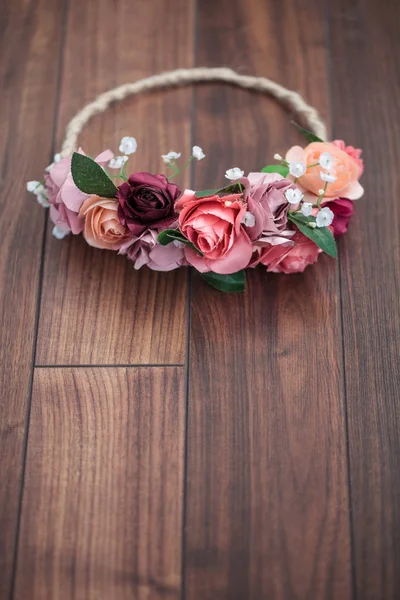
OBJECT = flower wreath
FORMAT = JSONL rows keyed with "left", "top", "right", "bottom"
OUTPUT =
{"left": 27, "top": 68, "right": 364, "bottom": 292}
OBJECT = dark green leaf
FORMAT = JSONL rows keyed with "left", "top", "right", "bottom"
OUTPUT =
{"left": 288, "top": 213, "right": 337, "bottom": 258}
{"left": 291, "top": 121, "right": 324, "bottom": 143}
{"left": 200, "top": 270, "right": 246, "bottom": 293}
{"left": 157, "top": 229, "right": 203, "bottom": 255}
{"left": 71, "top": 152, "right": 118, "bottom": 198}
{"left": 261, "top": 164, "right": 289, "bottom": 177}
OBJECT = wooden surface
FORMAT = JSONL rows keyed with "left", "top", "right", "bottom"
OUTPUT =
{"left": 0, "top": 0, "right": 399, "bottom": 598}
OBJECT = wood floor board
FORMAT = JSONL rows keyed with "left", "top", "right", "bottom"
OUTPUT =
{"left": 14, "top": 367, "right": 185, "bottom": 600}
{"left": 0, "top": 0, "right": 67, "bottom": 595}
{"left": 36, "top": 0, "right": 196, "bottom": 366}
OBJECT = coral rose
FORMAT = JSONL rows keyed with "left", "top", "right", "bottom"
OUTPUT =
{"left": 79, "top": 195, "right": 131, "bottom": 251}
{"left": 332, "top": 140, "right": 364, "bottom": 176}
{"left": 118, "top": 229, "right": 186, "bottom": 271}
{"left": 259, "top": 231, "right": 321, "bottom": 274}
{"left": 241, "top": 172, "right": 298, "bottom": 240}
{"left": 45, "top": 149, "right": 113, "bottom": 234}
{"left": 175, "top": 190, "right": 252, "bottom": 274}
{"left": 286, "top": 141, "right": 364, "bottom": 200}
{"left": 117, "top": 172, "right": 180, "bottom": 235}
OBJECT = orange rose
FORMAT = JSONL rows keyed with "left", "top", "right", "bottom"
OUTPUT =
{"left": 79, "top": 195, "right": 131, "bottom": 250}
{"left": 286, "top": 141, "right": 364, "bottom": 200}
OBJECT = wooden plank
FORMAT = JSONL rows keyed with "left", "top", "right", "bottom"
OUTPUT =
{"left": 329, "top": 0, "right": 400, "bottom": 597}
{"left": 0, "top": 0, "right": 66, "bottom": 595}
{"left": 14, "top": 367, "right": 185, "bottom": 599}
{"left": 36, "top": 0, "right": 195, "bottom": 365}
{"left": 184, "top": 1, "right": 352, "bottom": 598}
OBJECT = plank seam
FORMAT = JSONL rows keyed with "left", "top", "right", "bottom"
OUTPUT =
{"left": 324, "top": 0, "right": 357, "bottom": 597}
{"left": 181, "top": 1, "right": 198, "bottom": 597}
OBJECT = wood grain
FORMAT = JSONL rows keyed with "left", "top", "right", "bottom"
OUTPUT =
{"left": 0, "top": 0, "right": 65, "bottom": 595}
{"left": 329, "top": 0, "right": 400, "bottom": 597}
{"left": 184, "top": 1, "right": 352, "bottom": 598}
{"left": 36, "top": 0, "right": 196, "bottom": 365}
{"left": 14, "top": 367, "right": 185, "bottom": 600}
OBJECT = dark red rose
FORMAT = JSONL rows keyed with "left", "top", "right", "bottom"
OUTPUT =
{"left": 322, "top": 198, "right": 354, "bottom": 237}
{"left": 117, "top": 172, "right": 181, "bottom": 235}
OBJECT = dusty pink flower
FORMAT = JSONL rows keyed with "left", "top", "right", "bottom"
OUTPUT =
{"left": 118, "top": 229, "right": 186, "bottom": 271}
{"left": 259, "top": 231, "right": 321, "bottom": 274}
{"left": 286, "top": 141, "right": 364, "bottom": 201}
{"left": 332, "top": 140, "right": 364, "bottom": 176}
{"left": 45, "top": 149, "right": 113, "bottom": 234}
{"left": 175, "top": 190, "right": 252, "bottom": 274}
{"left": 322, "top": 198, "right": 354, "bottom": 237}
{"left": 241, "top": 172, "right": 298, "bottom": 240}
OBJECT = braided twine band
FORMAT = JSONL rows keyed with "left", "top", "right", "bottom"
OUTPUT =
{"left": 61, "top": 67, "right": 327, "bottom": 156}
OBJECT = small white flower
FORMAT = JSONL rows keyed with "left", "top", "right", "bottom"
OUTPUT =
{"left": 274, "top": 153, "right": 283, "bottom": 161}
{"left": 320, "top": 171, "right": 337, "bottom": 183}
{"left": 241, "top": 211, "right": 256, "bottom": 227}
{"left": 27, "top": 180, "right": 41, "bottom": 193}
{"left": 52, "top": 225, "right": 69, "bottom": 240}
{"left": 119, "top": 136, "right": 137, "bottom": 155}
{"left": 316, "top": 207, "right": 334, "bottom": 228}
{"left": 108, "top": 155, "right": 128, "bottom": 169}
{"left": 308, "top": 222, "right": 317, "bottom": 229}
{"left": 301, "top": 202, "right": 313, "bottom": 217}
{"left": 161, "top": 151, "right": 181, "bottom": 163}
{"left": 45, "top": 153, "right": 63, "bottom": 172}
{"left": 36, "top": 194, "right": 50, "bottom": 208}
{"left": 319, "top": 151, "right": 334, "bottom": 170}
{"left": 289, "top": 161, "right": 307, "bottom": 178}
{"left": 285, "top": 188, "right": 304, "bottom": 205}
{"left": 318, "top": 188, "right": 326, "bottom": 196}
{"left": 192, "top": 145, "right": 205, "bottom": 160}
{"left": 225, "top": 167, "right": 244, "bottom": 180}
{"left": 224, "top": 200, "right": 233, "bottom": 207}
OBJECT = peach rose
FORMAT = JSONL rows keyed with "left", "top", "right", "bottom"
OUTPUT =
{"left": 175, "top": 190, "right": 252, "bottom": 274}
{"left": 286, "top": 141, "right": 364, "bottom": 200}
{"left": 79, "top": 195, "right": 131, "bottom": 250}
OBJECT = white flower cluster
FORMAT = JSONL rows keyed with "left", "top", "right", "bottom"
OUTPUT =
{"left": 26, "top": 180, "right": 49, "bottom": 208}
{"left": 161, "top": 145, "right": 206, "bottom": 164}
{"left": 108, "top": 136, "right": 137, "bottom": 169}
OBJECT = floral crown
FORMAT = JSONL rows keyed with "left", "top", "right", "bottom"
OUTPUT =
{"left": 27, "top": 68, "right": 364, "bottom": 292}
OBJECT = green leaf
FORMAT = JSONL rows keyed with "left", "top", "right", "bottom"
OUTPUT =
{"left": 291, "top": 121, "right": 324, "bottom": 143}
{"left": 200, "top": 270, "right": 246, "bottom": 293}
{"left": 195, "top": 183, "right": 243, "bottom": 198}
{"left": 261, "top": 164, "right": 289, "bottom": 177}
{"left": 288, "top": 213, "right": 337, "bottom": 258}
{"left": 157, "top": 229, "right": 203, "bottom": 256}
{"left": 195, "top": 189, "right": 221, "bottom": 198}
{"left": 71, "top": 152, "right": 118, "bottom": 198}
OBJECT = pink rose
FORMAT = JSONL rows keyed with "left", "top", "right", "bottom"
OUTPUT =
{"left": 322, "top": 198, "right": 354, "bottom": 237}
{"left": 119, "top": 229, "right": 186, "bottom": 271}
{"left": 79, "top": 195, "right": 131, "bottom": 251}
{"left": 286, "top": 141, "right": 364, "bottom": 201}
{"left": 332, "top": 140, "right": 364, "bottom": 176}
{"left": 259, "top": 231, "right": 321, "bottom": 274}
{"left": 250, "top": 233, "right": 295, "bottom": 267}
{"left": 175, "top": 190, "right": 252, "bottom": 274}
{"left": 45, "top": 149, "right": 113, "bottom": 234}
{"left": 242, "top": 172, "right": 297, "bottom": 240}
